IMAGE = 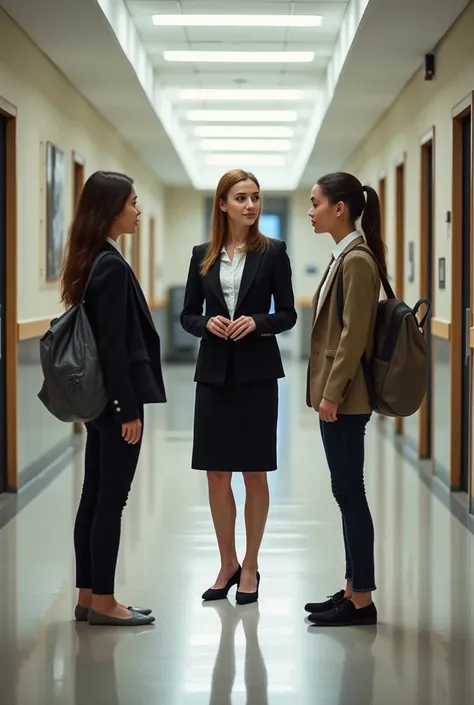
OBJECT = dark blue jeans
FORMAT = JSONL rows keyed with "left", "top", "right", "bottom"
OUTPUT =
{"left": 320, "top": 414, "right": 376, "bottom": 592}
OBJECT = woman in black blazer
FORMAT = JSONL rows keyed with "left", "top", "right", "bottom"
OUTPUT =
{"left": 181, "top": 169, "right": 297, "bottom": 604}
{"left": 61, "top": 170, "right": 166, "bottom": 626}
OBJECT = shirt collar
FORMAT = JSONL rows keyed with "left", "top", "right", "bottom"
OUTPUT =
{"left": 332, "top": 231, "right": 361, "bottom": 261}
{"left": 221, "top": 243, "right": 245, "bottom": 259}
{"left": 106, "top": 237, "right": 122, "bottom": 253}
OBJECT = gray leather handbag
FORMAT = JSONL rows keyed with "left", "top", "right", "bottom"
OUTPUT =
{"left": 38, "top": 251, "right": 111, "bottom": 423}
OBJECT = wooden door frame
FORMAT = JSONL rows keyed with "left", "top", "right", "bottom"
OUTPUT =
{"left": 149, "top": 216, "right": 156, "bottom": 307}
{"left": 72, "top": 151, "right": 85, "bottom": 211}
{"left": 378, "top": 174, "right": 386, "bottom": 244}
{"left": 451, "top": 93, "right": 474, "bottom": 491}
{"left": 0, "top": 97, "right": 18, "bottom": 491}
{"left": 72, "top": 153, "right": 85, "bottom": 436}
{"left": 395, "top": 156, "right": 406, "bottom": 435}
{"left": 419, "top": 128, "right": 435, "bottom": 459}
{"left": 132, "top": 222, "right": 141, "bottom": 281}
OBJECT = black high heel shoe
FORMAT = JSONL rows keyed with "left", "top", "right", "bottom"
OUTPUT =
{"left": 236, "top": 571, "right": 260, "bottom": 606}
{"left": 202, "top": 566, "right": 242, "bottom": 601}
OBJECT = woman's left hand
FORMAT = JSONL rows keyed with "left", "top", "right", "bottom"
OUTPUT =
{"left": 226, "top": 316, "right": 256, "bottom": 341}
{"left": 319, "top": 398, "right": 338, "bottom": 422}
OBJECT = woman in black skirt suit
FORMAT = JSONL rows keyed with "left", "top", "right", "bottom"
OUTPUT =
{"left": 181, "top": 169, "right": 297, "bottom": 604}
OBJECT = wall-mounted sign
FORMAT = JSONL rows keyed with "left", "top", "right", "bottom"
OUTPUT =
{"left": 438, "top": 257, "right": 446, "bottom": 290}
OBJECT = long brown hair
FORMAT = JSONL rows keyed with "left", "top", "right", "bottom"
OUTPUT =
{"left": 200, "top": 169, "right": 269, "bottom": 276}
{"left": 61, "top": 171, "right": 133, "bottom": 307}
{"left": 317, "top": 171, "right": 388, "bottom": 277}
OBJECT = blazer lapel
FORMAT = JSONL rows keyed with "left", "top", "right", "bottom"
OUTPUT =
{"left": 129, "top": 270, "right": 156, "bottom": 329}
{"left": 235, "top": 250, "right": 264, "bottom": 314}
{"left": 312, "top": 259, "right": 342, "bottom": 328}
{"left": 313, "top": 236, "right": 365, "bottom": 327}
{"left": 207, "top": 256, "right": 230, "bottom": 316}
{"left": 311, "top": 259, "right": 333, "bottom": 322}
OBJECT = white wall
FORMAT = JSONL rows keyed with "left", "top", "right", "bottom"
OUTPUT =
{"left": 344, "top": 1, "right": 474, "bottom": 321}
{"left": 0, "top": 9, "right": 166, "bottom": 321}
{"left": 164, "top": 188, "right": 208, "bottom": 288}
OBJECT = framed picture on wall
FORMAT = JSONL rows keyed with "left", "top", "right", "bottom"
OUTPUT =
{"left": 46, "top": 142, "right": 66, "bottom": 281}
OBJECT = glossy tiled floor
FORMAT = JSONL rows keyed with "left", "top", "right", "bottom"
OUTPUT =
{"left": 1, "top": 362, "right": 474, "bottom": 705}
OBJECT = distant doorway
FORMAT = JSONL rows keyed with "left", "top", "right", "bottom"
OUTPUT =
{"left": 395, "top": 161, "right": 405, "bottom": 435}
{"left": 419, "top": 135, "right": 435, "bottom": 459}
{"left": 0, "top": 114, "right": 6, "bottom": 493}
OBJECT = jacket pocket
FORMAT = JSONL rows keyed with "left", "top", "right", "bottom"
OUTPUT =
{"left": 324, "top": 346, "right": 338, "bottom": 358}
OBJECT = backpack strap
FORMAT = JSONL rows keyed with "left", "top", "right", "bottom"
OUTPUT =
{"left": 336, "top": 245, "right": 395, "bottom": 329}
{"left": 81, "top": 250, "right": 116, "bottom": 303}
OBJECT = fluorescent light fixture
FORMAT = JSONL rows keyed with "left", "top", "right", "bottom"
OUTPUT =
{"left": 179, "top": 89, "right": 303, "bottom": 101}
{"left": 153, "top": 14, "right": 323, "bottom": 28}
{"left": 164, "top": 51, "right": 314, "bottom": 63}
{"left": 187, "top": 110, "right": 298, "bottom": 122}
{"left": 200, "top": 139, "right": 291, "bottom": 152}
{"left": 194, "top": 126, "right": 295, "bottom": 138}
{"left": 205, "top": 154, "right": 286, "bottom": 166}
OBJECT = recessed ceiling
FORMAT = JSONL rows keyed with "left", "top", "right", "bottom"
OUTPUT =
{"left": 0, "top": 0, "right": 470, "bottom": 190}
{"left": 126, "top": 0, "right": 344, "bottom": 189}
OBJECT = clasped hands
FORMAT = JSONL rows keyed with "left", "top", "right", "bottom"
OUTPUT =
{"left": 206, "top": 315, "right": 256, "bottom": 341}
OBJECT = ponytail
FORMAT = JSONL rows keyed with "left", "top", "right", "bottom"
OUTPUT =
{"left": 362, "top": 185, "right": 387, "bottom": 277}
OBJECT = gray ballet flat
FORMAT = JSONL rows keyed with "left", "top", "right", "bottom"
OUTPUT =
{"left": 87, "top": 608, "right": 155, "bottom": 626}
{"left": 74, "top": 604, "right": 152, "bottom": 622}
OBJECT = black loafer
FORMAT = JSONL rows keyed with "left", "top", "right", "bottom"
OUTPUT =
{"left": 304, "top": 590, "right": 345, "bottom": 614}
{"left": 202, "top": 566, "right": 242, "bottom": 601}
{"left": 308, "top": 599, "right": 377, "bottom": 627}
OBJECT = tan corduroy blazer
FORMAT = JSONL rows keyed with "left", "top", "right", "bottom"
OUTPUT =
{"left": 306, "top": 236, "right": 380, "bottom": 415}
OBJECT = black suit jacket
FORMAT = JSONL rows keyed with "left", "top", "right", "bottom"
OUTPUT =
{"left": 180, "top": 239, "right": 297, "bottom": 384}
{"left": 85, "top": 242, "right": 166, "bottom": 424}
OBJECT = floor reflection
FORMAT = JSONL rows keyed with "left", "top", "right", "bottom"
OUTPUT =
{"left": 204, "top": 601, "right": 268, "bottom": 705}
{"left": 1, "top": 363, "right": 474, "bottom": 705}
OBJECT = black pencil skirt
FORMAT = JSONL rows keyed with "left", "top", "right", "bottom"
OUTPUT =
{"left": 192, "top": 355, "right": 278, "bottom": 472}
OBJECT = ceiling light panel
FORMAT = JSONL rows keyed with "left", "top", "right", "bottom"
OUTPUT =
{"left": 205, "top": 154, "right": 286, "bottom": 167}
{"left": 193, "top": 126, "right": 295, "bottom": 138}
{"left": 199, "top": 139, "right": 291, "bottom": 152}
{"left": 164, "top": 51, "right": 315, "bottom": 63}
{"left": 152, "top": 15, "right": 323, "bottom": 28}
{"left": 179, "top": 89, "right": 303, "bottom": 101}
{"left": 187, "top": 110, "right": 298, "bottom": 122}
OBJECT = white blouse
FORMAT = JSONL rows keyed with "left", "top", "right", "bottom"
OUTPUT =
{"left": 220, "top": 244, "right": 246, "bottom": 320}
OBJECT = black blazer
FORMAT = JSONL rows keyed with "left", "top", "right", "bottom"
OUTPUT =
{"left": 180, "top": 239, "right": 297, "bottom": 384}
{"left": 85, "top": 242, "right": 166, "bottom": 424}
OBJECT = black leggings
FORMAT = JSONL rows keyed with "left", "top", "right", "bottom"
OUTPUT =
{"left": 74, "top": 408, "right": 143, "bottom": 595}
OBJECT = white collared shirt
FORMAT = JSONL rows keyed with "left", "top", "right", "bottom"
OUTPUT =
{"left": 106, "top": 237, "right": 123, "bottom": 255}
{"left": 220, "top": 244, "right": 246, "bottom": 320}
{"left": 317, "top": 230, "right": 361, "bottom": 314}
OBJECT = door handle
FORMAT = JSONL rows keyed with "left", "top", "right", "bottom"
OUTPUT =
{"left": 466, "top": 307, "right": 471, "bottom": 365}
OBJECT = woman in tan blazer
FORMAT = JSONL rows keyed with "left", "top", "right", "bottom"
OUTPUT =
{"left": 303, "top": 172, "right": 386, "bottom": 628}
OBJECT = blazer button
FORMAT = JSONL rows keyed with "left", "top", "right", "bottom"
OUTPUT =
{"left": 114, "top": 400, "right": 119, "bottom": 405}
{"left": 116, "top": 407, "right": 121, "bottom": 412}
